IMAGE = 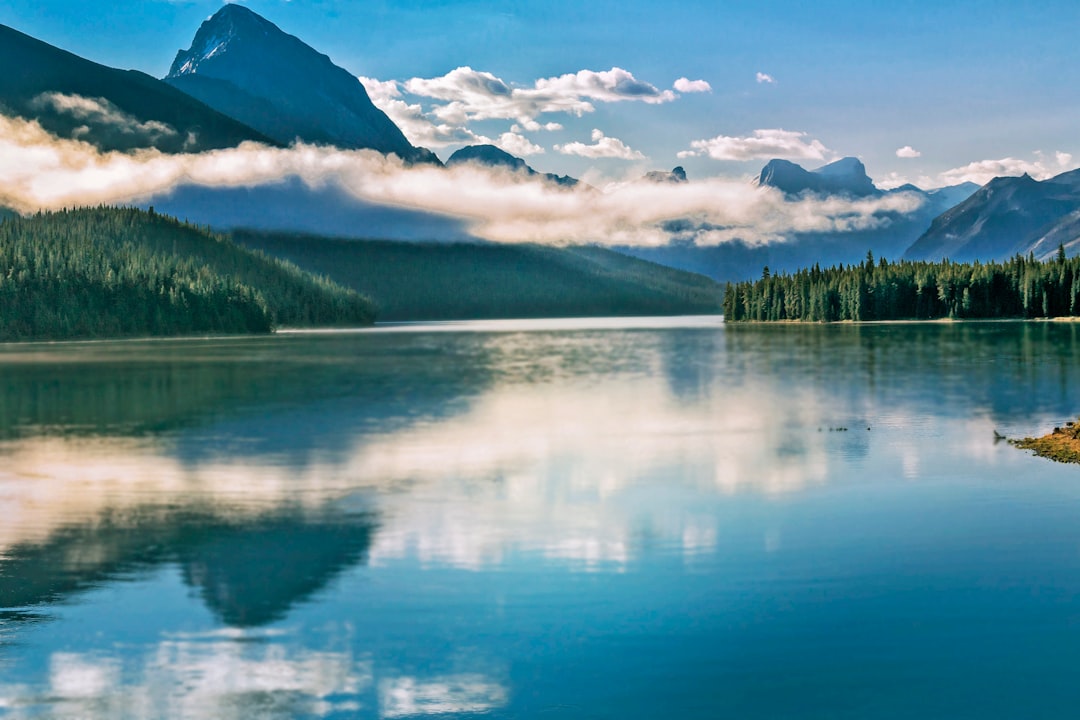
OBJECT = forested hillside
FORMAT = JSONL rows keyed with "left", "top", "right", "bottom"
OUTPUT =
{"left": 725, "top": 250, "right": 1080, "bottom": 322}
{"left": 0, "top": 207, "right": 374, "bottom": 341}
{"left": 232, "top": 231, "right": 723, "bottom": 320}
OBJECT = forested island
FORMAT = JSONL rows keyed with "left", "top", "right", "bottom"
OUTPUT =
{"left": 0, "top": 207, "right": 374, "bottom": 341}
{"left": 724, "top": 250, "right": 1080, "bottom": 322}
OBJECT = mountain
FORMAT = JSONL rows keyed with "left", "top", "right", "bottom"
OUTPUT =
{"left": 0, "top": 23, "right": 273, "bottom": 152}
{"left": 447, "top": 145, "right": 580, "bottom": 187}
{"left": 165, "top": 4, "right": 437, "bottom": 163}
{"left": 905, "top": 170, "right": 1080, "bottom": 262}
{"left": 758, "top": 157, "right": 879, "bottom": 197}
{"left": 232, "top": 230, "right": 722, "bottom": 320}
{"left": 643, "top": 166, "right": 688, "bottom": 184}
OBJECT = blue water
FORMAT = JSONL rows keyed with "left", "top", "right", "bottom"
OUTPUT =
{"left": 1, "top": 318, "right": 1080, "bottom": 718}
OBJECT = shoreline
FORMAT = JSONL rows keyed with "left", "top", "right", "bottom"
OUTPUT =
{"left": 726, "top": 317, "right": 1080, "bottom": 326}
{"left": 1012, "top": 420, "right": 1080, "bottom": 464}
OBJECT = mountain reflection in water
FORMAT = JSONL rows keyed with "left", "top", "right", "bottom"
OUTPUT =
{"left": 1, "top": 319, "right": 1080, "bottom": 718}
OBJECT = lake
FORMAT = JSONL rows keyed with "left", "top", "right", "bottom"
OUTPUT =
{"left": 1, "top": 317, "right": 1080, "bottom": 719}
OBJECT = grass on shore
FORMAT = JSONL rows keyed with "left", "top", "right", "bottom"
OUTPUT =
{"left": 1012, "top": 419, "right": 1080, "bottom": 464}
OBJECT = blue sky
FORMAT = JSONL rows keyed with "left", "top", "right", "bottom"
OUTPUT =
{"left": 3, "top": 0, "right": 1080, "bottom": 188}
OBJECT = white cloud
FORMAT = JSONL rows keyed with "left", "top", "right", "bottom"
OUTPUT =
{"left": 402, "top": 66, "right": 676, "bottom": 125}
{"left": 756, "top": 72, "right": 776, "bottom": 84}
{"left": 680, "top": 128, "right": 831, "bottom": 162}
{"left": 495, "top": 132, "right": 544, "bottom": 157}
{"left": 359, "top": 76, "right": 491, "bottom": 148}
{"left": 512, "top": 119, "right": 563, "bottom": 133}
{"left": 31, "top": 93, "right": 177, "bottom": 140}
{"left": 674, "top": 77, "right": 711, "bottom": 93}
{"left": 937, "top": 150, "right": 1075, "bottom": 186}
{"left": 0, "top": 115, "right": 924, "bottom": 248}
{"left": 554, "top": 129, "right": 645, "bottom": 160}
{"left": 895, "top": 145, "right": 921, "bottom": 158}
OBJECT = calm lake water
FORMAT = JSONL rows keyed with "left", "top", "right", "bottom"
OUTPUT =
{"left": 2, "top": 317, "right": 1080, "bottom": 718}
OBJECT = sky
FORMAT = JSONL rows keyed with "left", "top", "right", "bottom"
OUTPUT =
{"left": 2, "top": 0, "right": 1080, "bottom": 190}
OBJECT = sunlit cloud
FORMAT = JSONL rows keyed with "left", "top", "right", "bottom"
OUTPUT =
{"left": 0, "top": 114, "right": 921, "bottom": 247}
{"left": 495, "top": 131, "right": 544, "bottom": 157}
{"left": 937, "top": 150, "right": 1074, "bottom": 185}
{"left": 674, "top": 77, "right": 712, "bottom": 93}
{"left": 358, "top": 76, "right": 491, "bottom": 148}
{"left": 554, "top": 128, "right": 645, "bottom": 160}
{"left": 678, "top": 128, "right": 831, "bottom": 162}
{"left": 895, "top": 145, "right": 921, "bottom": 159}
{"left": 511, "top": 119, "right": 563, "bottom": 133}
{"left": 397, "top": 65, "right": 675, "bottom": 127}
{"left": 31, "top": 92, "right": 178, "bottom": 142}
{"left": 756, "top": 72, "right": 776, "bottom": 84}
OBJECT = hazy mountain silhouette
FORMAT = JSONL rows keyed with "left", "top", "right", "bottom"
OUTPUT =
{"left": 447, "top": 144, "right": 580, "bottom": 187}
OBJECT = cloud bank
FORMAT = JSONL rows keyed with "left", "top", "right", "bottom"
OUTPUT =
{"left": 0, "top": 115, "right": 924, "bottom": 247}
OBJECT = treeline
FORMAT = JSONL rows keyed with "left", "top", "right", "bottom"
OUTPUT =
{"left": 233, "top": 231, "right": 723, "bottom": 321}
{"left": 724, "top": 250, "right": 1080, "bottom": 322}
{"left": 0, "top": 207, "right": 374, "bottom": 341}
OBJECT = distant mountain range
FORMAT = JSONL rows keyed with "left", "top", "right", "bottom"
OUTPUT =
{"left": 3, "top": 5, "right": 1080, "bottom": 282}
{"left": 905, "top": 169, "right": 1080, "bottom": 262}
{"left": 164, "top": 4, "right": 437, "bottom": 164}
{"left": 621, "top": 159, "right": 982, "bottom": 282}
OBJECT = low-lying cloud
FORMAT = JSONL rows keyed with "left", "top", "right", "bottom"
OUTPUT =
{"left": 0, "top": 115, "right": 924, "bottom": 247}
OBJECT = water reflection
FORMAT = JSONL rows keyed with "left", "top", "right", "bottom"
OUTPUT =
{"left": 1, "top": 320, "right": 1080, "bottom": 718}
{"left": 0, "top": 636, "right": 508, "bottom": 719}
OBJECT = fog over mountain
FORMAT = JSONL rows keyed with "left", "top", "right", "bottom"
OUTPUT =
{"left": 7, "top": 6, "right": 1060, "bottom": 280}
{"left": 447, "top": 144, "right": 580, "bottom": 188}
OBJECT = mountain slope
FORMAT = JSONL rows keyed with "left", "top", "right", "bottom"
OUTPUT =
{"left": 905, "top": 170, "right": 1080, "bottom": 261}
{"left": 165, "top": 4, "right": 436, "bottom": 163}
{"left": 0, "top": 207, "right": 374, "bottom": 340}
{"left": 447, "top": 144, "right": 580, "bottom": 187}
{"left": 232, "top": 231, "right": 722, "bottom": 320}
{"left": 0, "top": 23, "right": 274, "bottom": 153}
